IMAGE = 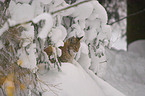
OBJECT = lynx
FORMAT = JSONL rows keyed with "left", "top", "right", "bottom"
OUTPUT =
{"left": 44, "top": 36, "right": 83, "bottom": 63}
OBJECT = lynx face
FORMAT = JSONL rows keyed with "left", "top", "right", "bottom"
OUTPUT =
{"left": 67, "top": 36, "right": 83, "bottom": 52}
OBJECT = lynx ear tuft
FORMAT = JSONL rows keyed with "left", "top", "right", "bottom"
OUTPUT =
{"left": 78, "top": 36, "right": 83, "bottom": 40}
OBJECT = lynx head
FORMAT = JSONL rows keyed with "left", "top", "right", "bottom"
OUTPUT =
{"left": 68, "top": 36, "right": 83, "bottom": 52}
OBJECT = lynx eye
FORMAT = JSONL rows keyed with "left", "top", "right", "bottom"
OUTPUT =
{"left": 70, "top": 38, "right": 75, "bottom": 43}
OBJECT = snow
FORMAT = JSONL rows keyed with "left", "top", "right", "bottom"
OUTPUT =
{"left": 104, "top": 48, "right": 145, "bottom": 96}
{"left": 76, "top": 42, "right": 91, "bottom": 69}
{"left": 17, "top": 44, "right": 37, "bottom": 72}
{"left": 0, "top": 0, "right": 5, "bottom": 3}
{"left": 9, "top": 2, "right": 34, "bottom": 24}
{"left": 50, "top": 26, "right": 67, "bottom": 47}
{"left": 2, "top": 0, "right": 144, "bottom": 96}
{"left": 128, "top": 40, "right": 145, "bottom": 58}
{"left": 111, "top": 31, "right": 127, "bottom": 51}
{"left": 72, "top": 2, "right": 93, "bottom": 20}
{"left": 52, "top": 0, "right": 64, "bottom": 7}
{"left": 38, "top": 62, "right": 125, "bottom": 96}
{"left": 20, "top": 25, "right": 34, "bottom": 47}
{"left": 0, "top": 22, "right": 9, "bottom": 36}
{"left": 32, "top": 13, "right": 53, "bottom": 40}
{"left": 69, "top": 23, "right": 85, "bottom": 38}
{"left": 86, "top": 28, "right": 97, "bottom": 41}
{"left": 15, "top": 0, "right": 31, "bottom": 3}
{"left": 31, "top": 0, "right": 43, "bottom": 16}
{"left": 90, "top": 1, "right": 108, "bottom": 24}
{"left": 37, "top": 44, "right": 145, "bottom": 96}
{"left": 39, "top": 0, "right": 52, "bottom": 4}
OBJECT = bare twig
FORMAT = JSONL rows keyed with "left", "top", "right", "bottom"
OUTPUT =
{"left": 37, "top": 78, "right": 62, "bottom": 96}
{"left": 51, "top": 0, "right": 93, "bottom": 15}
{"left": 108, "top": 8, "right": 145, "bottom": 25}
{"left": 9, "top": 21, "right": 33, "bottom": 28}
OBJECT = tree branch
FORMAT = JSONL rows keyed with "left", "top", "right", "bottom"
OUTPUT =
{"left": 0, "top": 0, "right": 93, "bottom": 30}
{"left": 51, "top": 0, "right": 93, "bottom": 15}
{"left": 108, "top": 8, "right": 145, "bottom": 25}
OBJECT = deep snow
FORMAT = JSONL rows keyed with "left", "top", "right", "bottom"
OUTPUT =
{"left": 38, "top": 61, "right": 125, "bottom": 96}
{"left": 38, "top": 40, "right": 145, "bottom": 96}
{"left": 104, "top": 40, "right": 145, "bottom": 96}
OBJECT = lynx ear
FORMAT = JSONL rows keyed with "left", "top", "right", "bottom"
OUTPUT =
{"left": 59, "top": 46, "right": 63, "bottom": 49}
{"left": 78, "top": 36, "right": 83, "bottom": 40}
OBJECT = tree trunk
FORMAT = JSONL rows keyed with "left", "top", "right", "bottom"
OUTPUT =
{"left": 127, "top": 0, "right": 145, "bottom": 47}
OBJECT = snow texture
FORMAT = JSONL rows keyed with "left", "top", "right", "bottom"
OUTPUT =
{"left": 49, "top": 26, "right": 67, "bottom": 47}
{"left": 20, "top": 25, "right": 34, "bottom": 47}
{"left": 128, "top": 40, "right": 145, "bottom": 58}
{"left": 72, "top": 2, "right": 93, "bottom": 20}
{"left": 31, "top": 0, "right": 43, "bottom": 16}
{"left": 105, "top": 48, "right": 145, "bottom": 96}
{"left": 0, "top": 22, "right": 9, "bottom": 36}
{"left": 38, "top": 62, "right": 125, "bottom": 96}
{"left": 15, "top": 0, "right": 31, "bottom": 3}
{"left": 40, "top": 0, "right": 52, "bottom": 4}
{"left": 17, "top": 44, "right": 37, "bottom": 72}
{"left": 32, "top": 13, "right": 53, "bottom": 40}
{"left": 9, "top": 1, "right": 34, "bottom": 24}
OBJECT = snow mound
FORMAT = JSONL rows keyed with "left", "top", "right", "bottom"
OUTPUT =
{"left": 38, "top": 62, "right": 125, "bottom": 96}
{"left": 128, "top": 40, "right": 145, "bottom": 58}
{"left": 105, "top": 48, "right": 145, "bottom": 96}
